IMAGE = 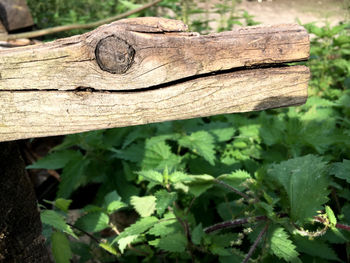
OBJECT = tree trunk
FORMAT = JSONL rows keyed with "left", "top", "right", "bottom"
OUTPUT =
{"left": 0, "top": 142, "right": 51, "bottom": 262}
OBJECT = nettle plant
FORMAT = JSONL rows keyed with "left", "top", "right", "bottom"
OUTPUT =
{"left": 27, "top": 20, "right": 350, "bottom": 263}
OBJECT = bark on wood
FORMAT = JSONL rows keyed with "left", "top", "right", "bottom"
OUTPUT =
{"left": 0, "top": 0, "right": 33, "bottom": 31}
{"left": 0, "top": 17, "right": 310, "bottom": 141}
{"left": 0, "top": 142, "right": 52, "bottom": 262}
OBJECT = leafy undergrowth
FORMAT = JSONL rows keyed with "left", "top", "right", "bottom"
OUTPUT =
{"left": 26, "top": 3, "right": 350, "bottom": 262}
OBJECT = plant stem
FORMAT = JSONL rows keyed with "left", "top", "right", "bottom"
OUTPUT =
{"left": 314, "top": 216, "right": 350, "bottom": 232}
{"left": 242, "top": 223, "right": 269, "bottom": 263}
{"left": 214, "top": 179, "right": 251, "bottom": 200}
{"left": 66, "top": 222, "right": 100, "bottom": 243}
{"left": 204, "top": 215, "right": 267, "bottom": 233}
{"left": 1, "top": 0, "right": 163, "bottom": 41}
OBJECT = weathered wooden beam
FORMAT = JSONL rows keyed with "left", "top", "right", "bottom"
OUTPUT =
{"left": 0, "top": 17, "right": 310, "bottom": 142}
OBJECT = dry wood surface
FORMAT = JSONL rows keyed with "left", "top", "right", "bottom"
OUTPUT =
{"left": 0, "top": 17, "right": 310, "bottom": 141}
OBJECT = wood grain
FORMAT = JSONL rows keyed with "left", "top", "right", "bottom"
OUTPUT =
{"left": 0, "top": 18, "right": 309, "bottom": 91}
{"left": 0, "top": 17, "right": 310, "bottom": 141}
{"left": 0, "top": 66, "right": 309, "bottom": 141}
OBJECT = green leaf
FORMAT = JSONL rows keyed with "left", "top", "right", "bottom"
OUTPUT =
{"left": 114, "top": 217, "right": 159, "bottom": 251}
{"left": 104, "top": 191, "right": 126, "bottom": 214}
{"left": 330, "top": 159, "right": 350, "bottom": 183}
{"left": 204, "top": 121, "right": 236, "bottom": 142}
{"left": 185, "top": 174, "right": 214, "bottom": 197}
{"left": 118, "top": 235, "right": 138, "bottom": 253}
{"left": 57, "top": 157, "right": 90, "bottom": 198}
{"left": 99, "top": 242, "right": 118, "bottom": 255}
{"left": 293, "top": 236, "right": 340, "bottom": 261}
{"left": 130, "top": 196, "right": 156, "bottom": 217}
{"left": 142, "top": 140, "right": 182, "bottom": 171}
{"left": 178, "top": 131, "right": 216, "bottom": 165}
{"left": 269, "top": 226, "right": 299, "bottom": 262}
{"left": 157, "top": 232, "right": 187, "bottom": 252}
{"left": 27, "top": 150, "right": 82, "bottom": 170}
{"left": 191, "top": 223, "right": 204, "bottom": 245}
{"left": 75, "top": 212, "right": 109, "bottom": 232}
{"left": 138, "top": 170, "right": 163, "bottom": 184}
{"left": 111, "top": 142, "right": 144, "bottom": 163}
{"left": 41, "top": 210, "right": 77, "bottom": 239}
{"left": 268, "top": 155, "right": 329, "bottom": 223}
{"left": 51, "top": 231, "right": 72, "bottom": 263}
{"left": 169, "top": 171, "right": 193, "bottom": 183}
{"left": 54, "top": 198, "right": 72, "bottom": 213}
{"left": 325, "top": 206, "right": 337, "bottom": 226}
{"left": 148, "top": 218, "right": 179, "bottom": 236}
{"left": 217, "top": 170, "right": 251, "bottom": 191}
{"left": 155, "top": 190, "right": 177, "bottom": 216}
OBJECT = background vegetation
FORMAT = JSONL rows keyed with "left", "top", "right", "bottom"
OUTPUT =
{"left": 26, "top": 0, "right": 350, "bottom": 262}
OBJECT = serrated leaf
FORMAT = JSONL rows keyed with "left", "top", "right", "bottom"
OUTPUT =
{"left": 57, "top": 157, "right": 90, "bottom": 198}
{"left": 122, "top": 127, "right": 152, "bottom": 149}
{"left": 269, "top": 227, "right": 299, "bottom": 262}
{"left": 157, "top": 232, "right": 187, "bottom": 252}
{"left": 111, "top": 142, "right": 144, "bottom": 163}
{"left": 204, "top": 121, "right": 236, "bottom": 142}
{"left": 178, "top": 131, "right": 216, "bottom": 165}
{"left": 27, "top": 150, "right": 82, "bottom": 170}
{"left": 148, "top": 218, "right": 178, "bottom": 236}
{"left": 130, "top": 196, "right": 156, "bottom": 217}
{"left": 330, "top": 159, "right": 350, "bottom": 183}
{"left": 217, "top": 170, "right": 251, "bottom": 191}
{"left": 99, "top": 242, "right": 118, "bottom": 255}
{"left": 191, "top": 223, "right": 204, "bottom": 245}
{"left": 118, "top": 235, "right": 138, "bottom": 253}
{"left": 142, "top": 140, "right": 181, "bottom": 170}
{"left": 185, "top": 174, "right": 214, "bottom": 197}
{"left": 51, "top": 231, "right": 72, "bottom": 263}
{"left": 75, "top": 212, "right": 109, "bottom": 232}
{"left": 41, "top": 210, "right": 77, "bottom": 239}
{"left": 169, "top": 171, "right": 193, "bottom": 183}
{"left": 54, "top": 198, "right": 72, "bottom": 213}
{"left": 268, "top": 155, "right": 329, "bottom": 223}
{"left": 104, "top": 191, "right": 126, "bottom": 214}
{"left": 293, "top": 236, "right": 340, "bottom": 261}
{"left": 155, "top": 190, "right": 177, "bottom": 216}
{"left": 114, "top": 217, "right": 159, "bottom": 251}
{"left": 325, "top": 206, "right": 337, "bottom": 226}
{"left": 138, "top": 170, "right": 163, "bottom": 184}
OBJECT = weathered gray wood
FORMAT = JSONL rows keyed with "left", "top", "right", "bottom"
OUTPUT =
{"left": 0, "top": 0, "right": 33, "bottom": 31}
{"left": 0, "top": 17, "right": 310, "bottom": 142}
{"left": 0, "top": 17, "right": 309, "bottom": 91}
{"left": 0, "top": 66, "right": 309, "bottom": 141}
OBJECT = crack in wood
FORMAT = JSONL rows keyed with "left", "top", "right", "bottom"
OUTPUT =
{"left": 0, "top": 63, "right": 304, "bottom": 93}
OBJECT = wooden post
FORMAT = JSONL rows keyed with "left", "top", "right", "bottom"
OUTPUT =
{"left": 0, "top": 17, "right": 310, "bottom": 142}
{"left": 0, "top": 0, "right": 34, "bottom": 31}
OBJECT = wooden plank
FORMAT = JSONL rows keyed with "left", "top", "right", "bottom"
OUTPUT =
{"left": 0, "top": 17, "right": 309, "bottom": 91}
{"left": 0, "top": 18, "right": 310, "bottom": 141}
{"left": 0, "top": 0, "right": 34, "bottom": 31}
{"left": 0, "top": 66, "right": 309, "bottom": 142}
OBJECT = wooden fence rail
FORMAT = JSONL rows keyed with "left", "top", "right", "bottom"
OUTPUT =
{"left": 0, "top": 17, "right": 310, "bottom": 142}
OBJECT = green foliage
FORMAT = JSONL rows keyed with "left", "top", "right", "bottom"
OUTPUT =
{"left": 51, "top": 231, "right": 73, "bottom": 263}
{"left": 268, "top": 226, "right": 299, "bottom": 262}
{"left": 267, "top": 155, "right": 330, "bottom": 224}
{"left": 29, "top": 2, "right": 350, "bottom": 262}
{"left": 75, "top": 212, "right": 110, "bottom": 232}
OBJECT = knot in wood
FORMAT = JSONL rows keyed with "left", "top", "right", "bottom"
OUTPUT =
{"left": 95, "top": 36, "right": 135, "bottom": 74}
